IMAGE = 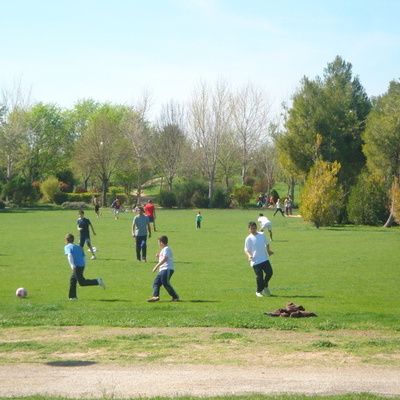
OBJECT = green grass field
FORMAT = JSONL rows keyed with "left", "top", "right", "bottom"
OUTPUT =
{"left": 1, "top": 207, "right": 399, "bottom": 330}
{"left": 0, "top": 207, "right": 399, "bottom": 400}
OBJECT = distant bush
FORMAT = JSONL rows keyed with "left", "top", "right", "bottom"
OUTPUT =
{"left": 61, "top": 201, "right": 90, "bottom": 210}
{"left": 67, "top": 193, "right": 93, "bottom": 203}
{"left": 0, "top": 200, "right": 6, "bottom": 209}
{"left": 159, "top": 190, "right": 177, "bottom": 208}
{"left": 54, "top": 192, "right": 69, "bottom": 205}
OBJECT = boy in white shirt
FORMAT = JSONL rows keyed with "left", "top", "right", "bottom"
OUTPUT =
{"left": 244, "top": 221, "right": 274, "bottom": 297}
{"left": 148, "top": 235, "right": 180, "bottom": 302}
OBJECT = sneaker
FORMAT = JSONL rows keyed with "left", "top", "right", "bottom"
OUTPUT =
{"left": 91, "top": 255, "right": 97, "bottom": 260}
{"left": 142, "top": 259, "right": 147, "bottom": 263}
{"left": 147, "top": 296, "right": 160, "bottom": 302}
{"left": 97, "top": 278, "right": 106, "bottom": 289}
{"left": 170, "top": 298, "right": 181, "bottom": 302}
{"left": 93, "top": 247, "right": 98, "bottom": 252}
{"left": 264, "top": 287, "right": 271, "bottom": 295}
{"left": 256, "top": 292, "right": 264, "bottom": 297}
{"left": 137, "top": 259, "right": 141, "bottom": 262}
{"left": 69, "top": 297, "right": 78, "bottom": 300}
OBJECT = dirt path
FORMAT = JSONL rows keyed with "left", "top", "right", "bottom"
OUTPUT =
{"left": 1, "top": 363, "right": 399, "bottom": 398}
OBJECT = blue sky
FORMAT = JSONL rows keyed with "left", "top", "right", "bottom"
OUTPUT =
{"left": 1, "top": 0, "right": 399, "bottom": 118}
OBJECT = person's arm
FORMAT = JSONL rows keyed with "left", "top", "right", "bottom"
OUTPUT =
{"left": 89, "top": 222, "right": 96, "bottom": 236}
{"left": 66, "top": 252, "right": 76, "bottom": 270}
{"left": 152, "top": 255, "right": 167, "bottom": 273}
{"left": 132, "top": 221, "right": 136, "bottom": 237}
{"left": 266, "top": 244, "right": 274, "bottom": 256}
{"left": 244, "top": 250, "right": 253, "bottom": 262}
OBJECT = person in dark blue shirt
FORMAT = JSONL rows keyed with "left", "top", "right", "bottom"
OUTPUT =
{"left": 77, "top": 210, "right": 97, "bottom": 260}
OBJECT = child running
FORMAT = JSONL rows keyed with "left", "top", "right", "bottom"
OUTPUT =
{"left": 148, "top": 235, "right": 180, "bottom": 302}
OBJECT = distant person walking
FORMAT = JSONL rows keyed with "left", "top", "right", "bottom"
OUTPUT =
{"left": 273, "top": 199, "right": 285, "bottom": 217}
{"left": 284, "top": 196, "right": 293, "bottom": 216}
{"left": 77, "top": 210, "right": 97, "bottom": 260}
{"left": 132, "top": 206, "right": 151, "bottom": 262}
{"left": 111, "top": 197, "right": 122, "bottom": 220}
{"left": 196, "top": 211, "right": 202, "bottom": 229}
{"left": 64, "top": 233, "right": 105, "bottom": 300}
{"left": 257, "top": 213, "right": 273, "bottom": 241}
{"left": 144, "top": 199, "right": 157, "bottom": 231}
{"left": 148, "top": 235, "right": 180, "bottom": 302}
{"left": 244, "top": 221, "right": 274, "bottom": 297}
{"left": 93, "top": 195, "right": 102, "bottom": 218}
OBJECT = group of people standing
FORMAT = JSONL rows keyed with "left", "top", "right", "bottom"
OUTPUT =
{"left": 64, "top": 199, "right": 179, "bottom": 303}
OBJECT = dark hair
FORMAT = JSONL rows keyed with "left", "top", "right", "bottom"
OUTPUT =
{"left": 65, "top": 233, "right": 74, "bottom": 243}
{"left": 259, "top": 213, "right": 263, "bottom": 216}
{"left": 158, "top": 235, "right": 168, "bottom": 245}
{"left": 78, "top": 210, "right": 84, "bottom": 214}
{"left": 248, "top": 221, "right": 257, "bottom": 228}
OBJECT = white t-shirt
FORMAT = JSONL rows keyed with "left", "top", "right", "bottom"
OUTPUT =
{"left": 244, "top": 232, "right": 269, "bottom": 267}
{"left": 257, "top": 216, "right": 272, "bottom": 231}
{"left": 158, "top": 246, "right": 174, "bottom": 272}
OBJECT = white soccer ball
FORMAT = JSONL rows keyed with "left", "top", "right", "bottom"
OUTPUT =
{"left": 16, "top": 287, "right": 28, "bottom": 298}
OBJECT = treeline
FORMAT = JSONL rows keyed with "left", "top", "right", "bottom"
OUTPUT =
{"left": 0, "top": 56, "right": 399, "bottom": 227}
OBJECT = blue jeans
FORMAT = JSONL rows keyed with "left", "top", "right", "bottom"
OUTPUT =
{"left": 153, "top": 269, "right": 179, "bottom": 299}
{"left": 253, "top": 260, "right": 273, "bottom": 293}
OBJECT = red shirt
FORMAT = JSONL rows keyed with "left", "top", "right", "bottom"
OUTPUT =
{"left": 144, "top": 203, "right": 155, "bottom": 217}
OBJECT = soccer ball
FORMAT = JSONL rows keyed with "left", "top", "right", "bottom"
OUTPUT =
{"left": 16, "top": 287, "right": 28, "bottom": 298}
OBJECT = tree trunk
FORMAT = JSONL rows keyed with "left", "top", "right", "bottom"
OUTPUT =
{"left": 383, "top": 211, "right": 394, "bottom": 228}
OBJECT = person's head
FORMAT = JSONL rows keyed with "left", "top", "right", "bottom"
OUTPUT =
{"left": 65, "top": 233, "right": 74, "bottom": 243}
{"left": 78, "top": 210, "right": 84, "bottom": 217}
{"left": 259, "top": 213, "right": 263, "bottom": 217}
{"left": 158, "top": 235, "right": 168, "bottom": 247}
{"left": 198, "top": 211, "right": 201, "bottom": 215}
{"left": 248, "top": 221, "right": 257, "bottom": 234}
{"left": 147, "top": 199, "right": 152, "bottom": 204}
{"left": 138, "top": 206, "right": 144, "bottom": 214}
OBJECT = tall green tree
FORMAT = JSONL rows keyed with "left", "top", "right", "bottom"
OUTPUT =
{"left": 363, "top": 80, "right": 400, "bottom": 226}
{"left": 279, "top": 56, "right": 371, "bottom": 191}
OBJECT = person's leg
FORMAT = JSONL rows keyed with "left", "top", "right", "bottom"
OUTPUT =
{"left": 86, "top": 238, "right": 96, "bottom": 258}
{"left": 161, "top": 269, "right": 179, "bottom": 299}
{"left": 135, "top": 236, "right": 142, "bottom": 261}
{"left": 152, "top": 273, "right": 163, "bottom": 297}
{"left": 253, "top": 264, "right": 265, "bottom": 293}
{"left": 75, "top": 266, "right": 99, "bottom": 287}
{"left": 141, "top": 236, "right": 147, "bottom": 261}
{"left": 69, "top": 270, "right": 78, "bottom": 298}
{"left": 261, "top": 260, "right": 273, "bottom": 289}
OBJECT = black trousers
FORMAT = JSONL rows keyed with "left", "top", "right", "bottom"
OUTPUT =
{"left": 253, "top": 260, "right": 273, "bottom": 293}
{"left": 69, "top": 266, "right": 98, "bottom": 298}
{"left": 135, "top": 235, "right": 148, "bottom": 260}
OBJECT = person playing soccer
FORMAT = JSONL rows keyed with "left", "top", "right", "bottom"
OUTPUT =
{"left": 148, "top": 235, "right": 180, "bottom": 302}
{"left": 132, "top": 206, "right": 151, "bottom": 262}
{"left": 77, "top": 210, "right": 97, "bottom": 260}
{"left": 144, "top": 199, "right": 157, "bottom": 231}
{"left": 110, "top": 197, "right": 122, "bottom": 220}
{"left": 257, "top": 213, "right": 273, "bottom": 241}
{"left": 244, "top": 221, "right": 274, "bottom": 297}
{"left": 64, "top": 233, "right": 105, "bottom": 300}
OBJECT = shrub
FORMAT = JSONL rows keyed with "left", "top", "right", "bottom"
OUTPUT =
{"left": 75, "top": 186, "right": 88, "bottom": 194}
{"left": 212, "top": 187, "right": 231, "bottom": 209}
{"left": 231, "top": 185, "right": 253, "bottom": 207}
{"left": 0, "top": 200, "right": 6, "bottom": 209}
{"left": 347, "top": 173, "right": 389, "bottom": 225}
{"left": 54, "top": 192, "right": 69, "bottom": 205}
{"left": 159, "top": 190, "right": 177, "bottom": 208}
{"left": 2, "top": 177, "right": 37, "bottom": 206}
{"left": 67, "top": 193, "right": 93, "bottom": 204}
{"left": 61, "top": 201, "right": 90, "bottom": 210}
{"left": 40, "top": 176, "right": 61, "bottom": 203}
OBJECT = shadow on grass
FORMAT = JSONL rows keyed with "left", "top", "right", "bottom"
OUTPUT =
{"left": 271, "top": 295, "right": 324, "bottom": 298}
{"left": 46, "top": 360, "right": 97, "bottom": 367}
{"left": 97, "top": 258, "right": 127, "bottom": 261}
{"left": 96, "top": 299, "right": 132, "bottom": 302}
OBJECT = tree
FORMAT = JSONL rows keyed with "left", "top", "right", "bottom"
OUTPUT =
{"left": 300, "top": 160, "right": 343, "bottom": 228}
{"left": 189, "top": 79, "right": 231, "bottom": 207}
{"left": 231, "top": 82, "right": 270, "bottom": 184}
{"left": 152, "top": 100, "right": 187, "bottom": 191}
{"left": 19, "top": 102, "right": 71, "bottom": 182}
{"left": 279, "top": 56, "right": 371, "bottom": 192}
{"left": 363, "top": 80, "right": 400, "bottom": 227}
{"left": 40, "top": 176, "right": 61, "bottom": 203}
{"left": 73, "top": 103, "right": 129, "bottom": 204}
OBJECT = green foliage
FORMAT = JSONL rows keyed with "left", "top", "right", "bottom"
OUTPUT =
{"left": 269, "top": 189, "right": 280, "bottom": 202}
{"left": 53, "top": 192, "right": 69, "bottom": 205}
{"left": 300, "top": 160, "right": 343, "bottom": 228}
{"left": 2, "top": 177, "right": 37, "bottom": 205}
{"left": 212, "top": 186, "right": 231, "bottom": 208}
{"left": 108, "top": 186, "right": 125, "bottom": 197}
{"left": 232, "top": 185, "right": 253, "bottom": 207}
{"left": 347, "top": 173, "right": 390, "bottom": 225}
{"left": 174, "top": 180, "right": 208, "bottom": 208}
{"left": 40, "top": 176, "right": 61, "bottom": 203}
{"left": 159, "top": 190, "right": 177, "bottom": 208}
{"left": 0, "top": 200, "right": 5, "bottom": 209}
{"left": 67, "top": 193, "right": 93, "bottom": 204}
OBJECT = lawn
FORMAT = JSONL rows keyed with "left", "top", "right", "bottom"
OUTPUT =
{"left": 0, "top": 207, "right": 399, "bottom": 400}
{"left": 1, "top": 207, "right": 398, "bottom": 330}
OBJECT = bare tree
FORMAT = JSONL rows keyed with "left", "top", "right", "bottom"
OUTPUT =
{"left": 152, "top": 100, "right": 188, "bottom": 190}
{"left": 188, "top": 79, "right": 231, "bottom": 207}
{"left": 0, "top": 80, "right": 32, "bottom": 180}
{"left": 231, "top": 82, "right": 271, "bottom": 184}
